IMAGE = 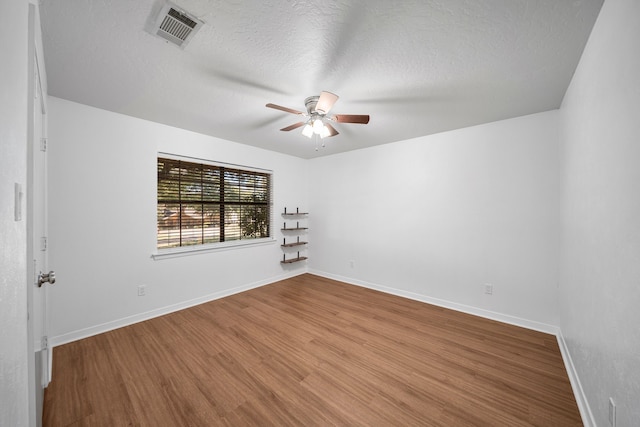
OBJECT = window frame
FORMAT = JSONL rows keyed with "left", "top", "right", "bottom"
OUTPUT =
{"left": 153, "top": 153, "right": 274, "bottom": 260}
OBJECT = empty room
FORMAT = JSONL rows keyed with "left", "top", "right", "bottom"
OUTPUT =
{"left": 2, "top": 0, "right": 639, "bottom": 426}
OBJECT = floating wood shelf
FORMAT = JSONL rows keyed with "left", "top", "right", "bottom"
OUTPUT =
{"left": 281, "top": 256, "right": 308, "bottom": 264}
{"left": 281, "top": 241, "right": 308, "bottom": 248}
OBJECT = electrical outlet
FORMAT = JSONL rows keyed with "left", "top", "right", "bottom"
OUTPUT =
{"left": 484, "top": 284, "right": 493, "bottom": 295}
{"left": 609, "top": 397, "right": 616, "bottom": 426}
{"left": 137, "top": 285, "right": 146, "bottom": 296}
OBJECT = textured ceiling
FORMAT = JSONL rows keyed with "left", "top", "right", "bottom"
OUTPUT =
{"left": 40, "top": 0, "right": 603, "bottom": 159}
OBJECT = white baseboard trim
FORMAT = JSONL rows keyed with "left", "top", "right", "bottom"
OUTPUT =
{"left": 308, "top": 269, "right": 558, "bottom": 334}
{"left": 556, "top": 330, "right": 595, "bottom": 427}
{"left": 49, "top": 270, "right": 306, "bottom": 348}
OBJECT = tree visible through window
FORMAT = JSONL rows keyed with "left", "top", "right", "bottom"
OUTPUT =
{"left": 157, "top": 157, "right": 271, "bottom": 249}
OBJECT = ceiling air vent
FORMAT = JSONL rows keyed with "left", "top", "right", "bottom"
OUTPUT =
{"left": 145, "top": 1, "right": 203, "bottom": 48}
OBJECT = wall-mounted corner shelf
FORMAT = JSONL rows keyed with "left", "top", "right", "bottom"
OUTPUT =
{"left": 281, "top": 207, "right": 308, "bottom": 264}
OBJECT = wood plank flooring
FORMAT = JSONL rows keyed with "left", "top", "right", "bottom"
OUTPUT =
{"left": 43, "top": 274, "right": 582, "bottom": 426}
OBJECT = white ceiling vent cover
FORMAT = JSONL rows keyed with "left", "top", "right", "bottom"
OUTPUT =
{"left": 145, "top": 1, "right": 203, "bottom": 48}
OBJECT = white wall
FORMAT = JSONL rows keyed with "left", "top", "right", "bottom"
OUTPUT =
{"left": 559, "top": 0, "right": 640, "bottom": 425}
{"left": 47, "top": 97, "right": 308, "bottom": 344}
{"left": 309, "top": 111, "right": 560, "bottom": 329}
{"left": 0, "top": 1, "right": 30, "bottom": 426}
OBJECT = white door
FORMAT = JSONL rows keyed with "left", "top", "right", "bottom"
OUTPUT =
{"left": 33, "top": 50, "right": 51, "bottom": 408}
{"left": 28, "top": 5, "right": 52, "bottom": 425}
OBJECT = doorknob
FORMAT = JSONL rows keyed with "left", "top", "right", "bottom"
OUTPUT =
{"left": 37, "top": 271, "right": 55, "bottom": 287}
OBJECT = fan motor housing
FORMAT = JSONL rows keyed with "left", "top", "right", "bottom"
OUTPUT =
{"left": 304, "top": 96, "right": 320, "bottom": 115}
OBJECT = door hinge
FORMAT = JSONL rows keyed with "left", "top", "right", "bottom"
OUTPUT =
{"left": 42, "top": 336, "right": 49, "bottom": 350}
{"left": 40, "top": 137, "right": 47, "bottom": 152}
{"left": 40, "top": 236, "right": 48, "bottom": 251}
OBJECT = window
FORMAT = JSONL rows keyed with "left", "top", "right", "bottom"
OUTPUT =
{"left": 157, "top": 156, "right": 272, "bottom": 250}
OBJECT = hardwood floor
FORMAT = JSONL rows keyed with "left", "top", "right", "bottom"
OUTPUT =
{"left": 44, "top": 274, "right": 582, "bottom": 426}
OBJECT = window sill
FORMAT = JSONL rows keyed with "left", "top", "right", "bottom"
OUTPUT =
{"left": 152, "top": 238, "right": 276, "bottom": 260}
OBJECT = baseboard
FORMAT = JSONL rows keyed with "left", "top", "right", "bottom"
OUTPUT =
{"left": 49, "top": 270, "right": 306, "bottom": 348}
{"left": 556, "top": 330, "right": 596, "bottom": 427}
{"left": 308, "top": 269, "right": 558, "bottom": 334}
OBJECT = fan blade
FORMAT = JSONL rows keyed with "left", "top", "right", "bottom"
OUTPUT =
{"left": 333, "top": 114, "right": 370, "bottom": 124}
{"left": 315, "top": 91, "right": 339, "bottom": 114}
{"left": 280, "top": 122, "right": 306, "bottom": 131}
{"left": 324, "top": 123, "right": 339, "bottom": 137}
{"left": 266, "top": 103, "right": 305, "bottom": 115}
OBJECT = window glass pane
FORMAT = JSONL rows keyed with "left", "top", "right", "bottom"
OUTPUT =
{"left": 254, "top": 205, "right": 270, "bottom": 237}
{"left": 224, "top": 205, "right": 242, "bottom": 241}
{"left": 158, "top": 160, "right": 180, "bottom": 203}
{"left": 223, "top": 169, "right": 241, "bottom": 202}
{"left": 157, "top": 203, "right": 181, "bottom": 248}
{"left": 203, "top": 205, "right": 221, "bottom": 244}
{"left": 180, "top": 204, "right": 203, "bottom": 246}
{"left": 239, "top": 205, "right": 254, "bottom": 238}
{"left": 239, "top": 205, "right": 269, "bottom": 238}
{"left": 180, "top": 166, "right": 201, "bottom": 202}
{"left": 202, "top": 166, "right": 220, "bottom": 202}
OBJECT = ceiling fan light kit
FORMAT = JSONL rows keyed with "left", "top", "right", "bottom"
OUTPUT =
{"left": 266, "top": 91, "right": 370, "bottom": 149}
{"left": 302, "top": 123, "right": 314, "bottom": 138}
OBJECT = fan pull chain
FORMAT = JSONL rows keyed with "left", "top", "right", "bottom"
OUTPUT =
{"left": 314, "top": 134, "right": 326, "bottom": 151}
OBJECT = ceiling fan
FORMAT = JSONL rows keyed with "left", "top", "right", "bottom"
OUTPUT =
{"left": 266, "top": 91, "right": 370, "bottom": 140}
